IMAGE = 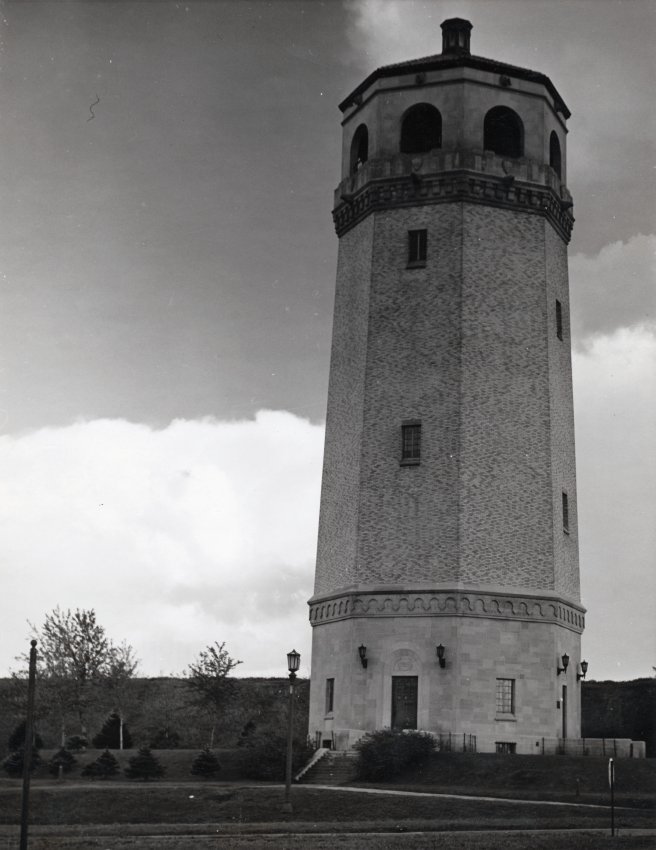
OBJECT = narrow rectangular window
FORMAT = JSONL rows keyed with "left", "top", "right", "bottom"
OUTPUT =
{"left": 408, "top": 229, "right": 427, "bottom": 266}
{"left": 325, "top": 678, "right": 334, "bottom": 714}
{"left": 556, "top": 299, "right": 563, "bottom": 340}
{"left": 562, "top": 491, "right": 569, "bottom": 533}
{"left": 496, "top": 678, "right": 515, "bottom": 714}
{"left": 401, "top": 421, "right": 421, "bottom": 464}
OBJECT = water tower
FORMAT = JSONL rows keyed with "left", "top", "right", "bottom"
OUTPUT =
{"left": 309, "top": 19, "right": 584, "bottom": 754}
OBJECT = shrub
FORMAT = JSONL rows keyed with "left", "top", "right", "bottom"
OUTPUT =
{"left": 48, "top": 747, "right": 77, "bottom": 777}
{"left": 65, "top": 735, "right": 88, "bottom": 751}
{"left": 239, "top": 733, "right": 314, "bottom": 781}
{"left": 354, "top": 729, "right": 436, "bottom": 781}
{"left": 2, "top": 748, "right": 41, "bottom": 777}
{"left": 92, "top": 713, "right": 133, "bottom": 749}
{"left": 81, "top": 749, "right": 120, "bottom": 779}
{"left": 8, "top": 721, "right": 44, "bottom": 751}
{"left": 237, "top": 719, "right": 257, "bottom": 746}
{"left": 149, "top": 727, "right": 180, "bottom": 749}
{"left": 125, "top": 746, "right": 165, "bottom": 781}
{"left": 190, "top": 748, "right": 221, "bottom": 778}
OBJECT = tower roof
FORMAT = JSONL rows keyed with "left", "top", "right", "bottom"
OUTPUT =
{"left": 339, "top": 19, "right": 570, "bottom": 119}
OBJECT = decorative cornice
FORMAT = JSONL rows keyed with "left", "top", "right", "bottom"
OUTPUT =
{"left": 339, "top": 53, "right": 570, "bottom": 119}
{"left": 308, "top": 588, "right": 585, "bottom": 634}
{"left": 334, "top": 171, "right": 573, "bottom": 243}
{"left": 332, "top": 151, "right": 574, "bottom": 243}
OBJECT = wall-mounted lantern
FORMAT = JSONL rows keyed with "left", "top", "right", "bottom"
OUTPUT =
{"left": 557, "top": 653, "right": 570, "bottom": 676}
{"left": 358, "top": 644, "right": 368, "bottom": 669}
{"left": 577, "top": 660, "right": 589, "bottom": 681}
{"left": 436, "top": 644, "right": 446, "bottom": 669}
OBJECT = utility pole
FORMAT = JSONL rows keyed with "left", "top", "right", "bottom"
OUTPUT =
{"left": 20, "top": 639, "right": 38, "bottom": 850}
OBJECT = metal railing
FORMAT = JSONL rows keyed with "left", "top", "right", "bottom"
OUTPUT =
{"left": 435, "top": 732, "right": 477, "bottom": 753}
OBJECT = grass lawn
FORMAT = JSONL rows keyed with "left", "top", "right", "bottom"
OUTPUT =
{"left": 358, "top": 752, "right": 656, "bottom": 808}
{"left": 0, "top": 749, "right": 653, "bottom": 848}
{"left": 0, "top": 784, "right": 653, "bottom": 830}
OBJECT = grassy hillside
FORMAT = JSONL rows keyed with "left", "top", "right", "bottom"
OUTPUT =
{"left": 583, "top": 679, "right": 656, "bottom": 757}
{"left": 0, "top": 676, "right": 310, "bottom": 752}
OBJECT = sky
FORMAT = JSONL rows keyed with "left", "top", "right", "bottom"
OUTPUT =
{"left": 0, "top": 0, "right": 654, "bottom": 683}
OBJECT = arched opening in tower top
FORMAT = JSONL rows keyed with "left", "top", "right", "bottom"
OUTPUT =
{"left": 550, "top": 131, "right": 562, "bottom": 179}
{"left": 484, "top": 106, "right": 524, "bottom": 158}
{"left": 400, "top": 104, "right": 442, "bottom": 155}
{"left": 350, "top": 124, "right": 369, "bottom": 174}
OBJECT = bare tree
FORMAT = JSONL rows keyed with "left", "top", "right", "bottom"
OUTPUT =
{"left": 28, "top": 607, "right": 137, "bottom": 743}
{"left": 103, "top": 642, "right": 139, "bottom": 749}
{"left": 185, "top": 642, "right": 242, "bottom": 747}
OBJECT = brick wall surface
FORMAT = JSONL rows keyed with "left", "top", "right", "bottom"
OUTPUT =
{"left": 545, "top": 223, "right": 580, "bottom": 601}
{"left": 458, "top": 205, "right": 554, "bottom": 589}
{"left": 314, "top": 201, "right": 579, "bottom": 599}
{"left": 356, "top": 204, "right": 464, "bottom": 585}
{"left": 314, "top": 217, "right": 374, "bottom": 596}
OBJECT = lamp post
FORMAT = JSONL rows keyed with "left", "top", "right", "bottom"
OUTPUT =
{"left": 283, "top": 649, "right": 300, "bottom": 814}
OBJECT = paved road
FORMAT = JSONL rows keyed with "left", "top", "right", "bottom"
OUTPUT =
{"left": 1, "top": 827, "right": 655, "bottom": 849}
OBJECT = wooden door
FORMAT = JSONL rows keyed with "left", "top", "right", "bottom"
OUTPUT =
{"left": 391, "top": 676, "right": 418, "bottom": 730}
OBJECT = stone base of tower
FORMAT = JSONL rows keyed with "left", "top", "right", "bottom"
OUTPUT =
{"left": 308, "top": 587, "right": 585, "bottom": 754}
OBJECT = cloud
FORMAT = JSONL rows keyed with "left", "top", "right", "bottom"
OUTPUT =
{"left": 573, "top": 325, "right": 656, "bottom": 680}
{"left": 344, "top": 0, "right": 409, "bottom": 66}
{"left": 570, "top": 234, "right": 655, "bottom": 342}
{"left": 0, "top": 412, "right": 324, "bottom": 678}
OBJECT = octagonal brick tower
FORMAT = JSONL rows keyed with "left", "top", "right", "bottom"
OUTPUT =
{"left": 309, "top": 19, "right": 585, "bottom": 754}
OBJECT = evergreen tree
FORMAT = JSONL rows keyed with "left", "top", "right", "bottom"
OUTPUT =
{"left": 190, "top": 748, "right": 221, "bottom": 778}
{"left": 8, "top": 720, "right": 44, "bottom": 751}
{"left": 125, "top": 746, "right": 165, "bottom": 781}
{"left": 65, "top": 735, "right": 88, "bottom": 751}
{"left": 2, "top": 748, "right": 41, "bottom": 778}
{"left": 92, "top": 712, "right": 133, "bottom": 749}
{"left": 48, "top": 747, "right": 77, "bottom": 777}
{"left": 81, "top": 749, "right": 119, "bottom": 779}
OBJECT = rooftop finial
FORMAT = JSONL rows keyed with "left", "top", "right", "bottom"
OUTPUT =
{"left": 441, "top": 18, "right": 472, "bottom": 56}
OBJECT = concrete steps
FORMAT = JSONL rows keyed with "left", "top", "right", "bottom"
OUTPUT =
{"left": 299, "top": 749, "right": 359, "bottom": 785}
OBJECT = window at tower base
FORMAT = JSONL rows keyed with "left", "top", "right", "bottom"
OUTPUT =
{"left": 401, "top": 421, "right": 421, "bottom": 465}
{"left": 496, "top": 678, "right": 515, "bottom": 715}
{"left": 325, "top": 678, "right": 334, "bottom": 715}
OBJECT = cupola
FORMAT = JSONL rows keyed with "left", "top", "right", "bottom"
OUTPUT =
{"left": 441, "top": 18, "right": 472, "bottom": 55}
